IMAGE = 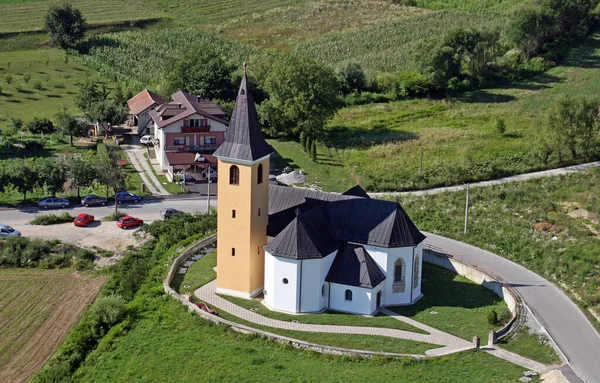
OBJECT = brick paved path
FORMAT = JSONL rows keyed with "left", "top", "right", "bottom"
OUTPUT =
{"left": 196, "top": 280, "right": 473, "bottom": 356}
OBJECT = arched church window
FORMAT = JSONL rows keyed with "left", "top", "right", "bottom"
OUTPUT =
{"left": 413, "top": 252, "right": 420, "bottom": 289}
{"left": 394, "top": 258, "right": 405, "bottom": 284}
{"left": 322, "top": 284, "right": 326, "bottom": 296}
{"left": 229, "top": 165, "right": 239, "bottom": 185}
{"left": 345, "top": 289, "right": 353, "bottom": 301}
{"left": 257, "top": 163, "right": 263, "bottom": 184}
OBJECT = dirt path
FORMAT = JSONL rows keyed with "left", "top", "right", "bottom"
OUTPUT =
{"left": 0, "top": 272, "right": 105, "bottom": 383}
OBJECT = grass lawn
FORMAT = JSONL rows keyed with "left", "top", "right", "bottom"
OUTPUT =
{"left": 401, "top": 170, "right": 600, "bottom": 331}
{"left": 73, "top": 299, "right": 530, "bottom": 382}
{"left": 171, "top": 249, "right": 217, "bottom": 295}
{"left": 142, "top": 150, "right": 186, "bottom": 195}
{"left": 0, "top": 48, "right": 114, "bottom": 129}
{"left": 0, "top": 0, "right": 164, "bottom": 33}
{"left": 272, "top": 32, "right": 600, "bottom": 192}
{"left": 498, "top": 326, "right": 561, "bottom": 365}
{"left": 0, "top": 268, "right": 105, "bottom": 383}
{"left": 390, "top": 264, "right": 508, "bottom": 341}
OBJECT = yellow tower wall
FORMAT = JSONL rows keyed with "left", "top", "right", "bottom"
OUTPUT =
{"left": 216, "top": 156, "right": 269, "bottom": 298}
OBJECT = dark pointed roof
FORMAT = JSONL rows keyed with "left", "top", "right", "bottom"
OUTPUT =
{"left": 213, "top": 74, "right": 272, "bottom": 162}
{"left": 326, "top": 244, "right": 386, "bottom": 289}
{"left": 264, "top": 207, "right": 340, "bottom": 260}
{"left": 342, "top": 185, "right": 370, "bottom": 198}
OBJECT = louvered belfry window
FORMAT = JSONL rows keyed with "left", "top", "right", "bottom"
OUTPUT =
{"left": 257, "top": 164, "right": 263, "bottom": 184}
{"left": 229, "top": 165, "right": 239, "bottom": 185}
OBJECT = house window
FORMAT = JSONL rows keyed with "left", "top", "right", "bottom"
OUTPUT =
{"left": 232, "top": 210, "right": 236, "bottom": 218}
{"left": 394, "top": 258, "right": 405, "bottom": 284}
{"left": 189, "top": 119, "right": 197, "bottom": 127}
{"left": 413, "top": 253, "right": 420, "bottom": 289}
{"left": 231, "top": 248, "right": 235, "bottom": 256}
{"left": 173, "top": 137, "right": 186, "bottom": 146}
{"left": 282, "top": 278, "right": 288, "bottom": 284}
{"left": 257, "top": 164, "right": 263, "bottom": 184}
{"left": 200, "top": 119, "right": 209, "bottom": 127}
{"left": 258, "top": 208, "right": 261, "bottom": 216}
{"left": 229, "top": 165, "right": 239, "bottom": 185}
{"left": 205, "top": 136, "right": 216, "bottom": 145}
{"left": 345, "top": 289, "right": 353, "bottom": 301}
{"left": 322, "top": 284, "right": 325, "bottom": 296}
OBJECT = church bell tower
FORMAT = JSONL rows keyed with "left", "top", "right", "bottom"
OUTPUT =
{"left": 213, "top": 63, "right": 272, "bottom": 298}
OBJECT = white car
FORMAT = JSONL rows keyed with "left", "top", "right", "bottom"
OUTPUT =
{"left": 140, "top": 135, "right": 155, "bottom": 145}
{"left": 0, "top": 224, "right": 21, "bottom": 237}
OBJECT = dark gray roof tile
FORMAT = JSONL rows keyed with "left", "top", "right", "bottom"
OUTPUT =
{"left": 325, "top": 244, "right": 385, "bottom": 288}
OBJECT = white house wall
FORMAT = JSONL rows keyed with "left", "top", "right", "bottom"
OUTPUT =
{"left": 299, "top": 251, "right": 336, "bottom": 313}
{"left": 361, "top": 243, "right": 423, "bottom": 306}
{"left": 264, "top": 252, "right": 299, "bottom": 313}
{"left": 329, "top": 283, "right": 381, "bottom": 315}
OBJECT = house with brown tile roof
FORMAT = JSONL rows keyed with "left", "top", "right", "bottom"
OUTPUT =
{"left": 127, "top": 90, "right": 166, "bottom": 134}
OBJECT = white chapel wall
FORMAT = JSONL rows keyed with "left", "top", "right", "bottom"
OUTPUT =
{"left": 264, "top": 252, "right": 300, "bottom": 313}
{"left": 329, "top": 283, "right": 375, "bottom": 315}
{"left": 299, "top": 251, "right": 336, "bottom": 313}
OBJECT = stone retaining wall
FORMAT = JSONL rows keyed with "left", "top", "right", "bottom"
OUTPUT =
{"left": 423, "top": 247, "right": 524, "bottom": 342}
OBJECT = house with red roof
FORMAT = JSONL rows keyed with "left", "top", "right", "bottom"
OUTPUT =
{"left": 132, "top": 90, "right": 229, "bottom": 179}
{"left": 127, "top": 89, "right": 166, "bottom": 135}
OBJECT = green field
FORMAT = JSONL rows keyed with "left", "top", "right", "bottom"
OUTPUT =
{"left": 0, "top": 268, "right": 104, "bottom": 383}
{"left": 271, "top": 31, "right": 600, "bottom": 192}
{"left": 401, "top": 169, "right": 600, "bottom": 331}
{"left": 73, "top": 299, "right": 530, "bottom": 382}
{"left": 0, "top": 0, "right": 164, "bottom": 33}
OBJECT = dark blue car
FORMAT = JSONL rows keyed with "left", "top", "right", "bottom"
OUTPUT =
{"left": 116, "top": 191, "right": 141, "bottom": 204}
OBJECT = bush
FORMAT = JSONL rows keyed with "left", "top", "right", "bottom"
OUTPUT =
{"left": 32, "top": 81, "right": 43, "bottom": 91}
{"left": 23, "top": 74, "right": 31, "bottom": 84}
{"left": 24, "top": 139, "right": 45, "bottom": 151}
{"left": 26, "top": 117, "right": 55, "bottom": 134}
{"left": 103, "top": 211, "right": 126, "bottom": 221}
{"left": 487, "top": 310, "right": 499, "bottom": 325}
{"left": 396, "top": 71, "right": 430, "bottom": 99}
{"left": 4, "top": 74, "right": 13, "bottom": 84}
{"left": 495, "top": 118, "right": 506, "bottom": 135}
{"left": 91, "top": 295, "right": 127, "bottom": 331}
{"left": 30, "top": 212, "right": 74, "bottom": 225}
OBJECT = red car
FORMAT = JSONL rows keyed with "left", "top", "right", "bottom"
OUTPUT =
{"left": 117, "top": 216, "right": 144, "bottom": 229}
{"left": 74, "top": 213, "right": 94, "bottom": 227}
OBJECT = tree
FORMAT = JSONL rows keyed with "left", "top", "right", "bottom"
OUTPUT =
{"left": 261, "top": 54, "right": 342, "bottom": 138}
{"left": 299, "top": 132, "right": 307, "bottom": 151}
{"left": 96, "top": 144, "right": 124, "bottom": 213}
{"left": 546, "top": 96, "right": 600, "bottom": 161}
{"left": 26, "top": 117, "right": 55, "bottom": 134}
{"left": 55, "top": 107, "right": 87, "bottom": 146}
{"left": 112, "top": 83, "right": 127, "bottom": 106}
{"left": 506, "top": 7, "right": 556, "bottom": 58}
{"left": 305, "top": 136, "right": 311, "bottom": 153}
{"left": 75, "top": 80, "right": 100, "bottom": 113}
{"left": 166, "top": 49, "right": 235, "bottom": 101}
{"left": 37, "top": 157, "right": 68, "bottom": 196}
{"left": 7, "top": 159, "right": 39, "bottom": 201}
{"left": 86, "top": 100, "right": 127, "bottom": 136}
{"left": 44, "top": 3, "right": 86, "bottom": 49}
{"left": 68, "top": 153, "right": 97, "bottom": 199}
{"left": 338, "top": 62, "right": 367, "bottom": 94}
{"left": 310, "top": 140, "right": 317, "bottom": 162}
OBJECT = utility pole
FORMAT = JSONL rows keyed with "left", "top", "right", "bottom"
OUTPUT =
{"left": 206, "top": 165, "right": 211, "bottom": 214}
{"left": 464, "top": 183, "right": 470, "bottom": 234}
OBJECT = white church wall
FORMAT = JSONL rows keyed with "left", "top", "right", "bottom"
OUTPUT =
{"left": 264, "top": 252, "right": 299, "bottom": 313}
{"left": 299, "top": 251, "right": 336, "bottom": 313}
{"left": 329, "top": 283, "right": 375, "bottom": 315}
{"left": 361, "top": 243, "right": 424, "bottom": 306}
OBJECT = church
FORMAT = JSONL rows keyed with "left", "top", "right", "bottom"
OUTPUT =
{"left": 213, "top": 68, "right": 426, "bottom": 316}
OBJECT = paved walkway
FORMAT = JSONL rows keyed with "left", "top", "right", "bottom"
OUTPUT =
{"left": 482, "top": 345, "right": 555, "bottom": 374}
{"left": 195, "top": 280, "right": 472, "bottom": 356}
{"left": 370, "top": 160, "right": 600, "bottom": 197}
{"left": 424, "top": 232, "right": 600, "bottom": 383}
{"left": 121, "top": 145, "right": 169, "bottom": 196}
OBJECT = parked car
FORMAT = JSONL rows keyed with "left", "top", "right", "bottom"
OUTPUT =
{"left": 114, "top": 134, "right": 124, "bottom": 145}
{"left": 160, "top": 208, "right": 182, "bottom": 220}
{"left": 116, "top": 216, "right": 143, "bottom": 229}
{"left": 73, "top": 213, "right": 94, "bottom": 227}
{"left": 140, "top": 135, "right": 154, "bottom": 145}
{"left": 116, "top": 191, "right": 141, "bottom": 204}
{"left": 81, "top": 194, "right": 107, "bottom": 207}
{"left": 37, "top": 197, "right": 70, "bottom": 209}
{"left": 0, "top": 224, "right": 20, "bottom": 237}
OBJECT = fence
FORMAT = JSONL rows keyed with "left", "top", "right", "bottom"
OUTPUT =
{"left": 423, "top": 244, "right": 525, "bottom": 343}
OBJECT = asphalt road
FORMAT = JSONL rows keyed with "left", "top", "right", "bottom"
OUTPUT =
{"left": 425, "top": 232, "right": 600, "bottom": 383}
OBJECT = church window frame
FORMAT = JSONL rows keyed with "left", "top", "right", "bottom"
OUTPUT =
{"left": 229, "top": 165, "right": 239, "bottom": 185}
{"left": 345, "top": 289, "right": 353, "bottom": 301}
{"left": 257, "top": 163, "right": 263, "bottom": 184}
{"left": 413, "top": 251, "right": 420, "bottom": 289}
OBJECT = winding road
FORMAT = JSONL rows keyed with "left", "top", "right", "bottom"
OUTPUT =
{"left": 1, "top": 196, "right": 599, "bottom": 382}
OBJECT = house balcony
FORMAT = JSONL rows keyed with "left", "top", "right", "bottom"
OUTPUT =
{"left": 164, "top": 144, "right": 219, "bottom": 153}
{"left": 181, "top": 126, "right": 211, "bottom": 133}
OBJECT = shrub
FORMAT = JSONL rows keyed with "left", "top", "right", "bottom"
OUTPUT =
{"left": 396, "top": 71, "right": 430, "bottom": 99}
{"left": 495, "top": 118, "right": 506, "bottom": 135}
{"left": 487, "top": 309, "right": 499, "bottom": 325}
{"left": 32, "top": 81, "right": 43, "bottom": 91}
{"left": 30, "top": 212, "right": 74, "bottom": 226}
{"left": 4, "top": 74, "right": 13, "bottom": 84}
{"left": 310, "top": 141, "right": 317, "bottom": 162}
{"left": 299, "top": 132, "right": 306, "bottom": 151}
{"left": 23, "top": 74, "right": 31, "bottom": 84}
{"left": 103, "top": 211, "right": 127, "bottom": 221}
{"left": 305, "top": 136, "right": 311, "bottom": 153}
{"left": 24, "top": 139, "right": 45, "bottom": 151}
{"left": 91, "top": 295, "right": 127, "bottom": 330}
{"left": 26, "top": 117, "right": 55, "bottom": 134}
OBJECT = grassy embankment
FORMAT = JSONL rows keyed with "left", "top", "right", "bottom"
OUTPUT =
{"left": 269, "top": 31, "right": 600, "bottom": 192}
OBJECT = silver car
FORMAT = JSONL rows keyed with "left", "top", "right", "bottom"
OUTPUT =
{"left": 37, "top": 197, "right": 70, "bottom": 209}
{"left": 160, "top": 208, "right": 182, "bottom": 220}
{"left": 0, "top": 224, "right": 21, "bottom": 237}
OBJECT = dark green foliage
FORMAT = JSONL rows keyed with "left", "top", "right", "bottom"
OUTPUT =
{"left": 96, "top": 144, "right": 125, "bottom": 213}
{"left": 37, "top": 157, "right": 68, "bottom": 196}
{"left": 506, "top": 6, "right": 556, "bottom": 59}
{"left": 310, "top": 140, "right": 317, "bottom": 161}
{"left": 305, "top": 135, "right": 311, "bottom": 153}
{"left": 261, "top": 54, "right": 342, "bottom": 138}
{"left": 338, "top": 62, "right": 367, "bottom": 94}
{"left": 23, "top": 139, "right": 44, "bottom": 151}
{"left": 396, "top": 71, "right": 430, "bottom": 99}
{"left": 30, "top": 212, "right": 75, "bottom": 226}
{"left": 102, "top": 211, "right": 127, "bottom": 221}
{"left": 32, "top": 80, "right": 43, "bottom": 91}
{"left": 67, "top": 153, "right": 97, "bottom": 199}
{"left": 10, "top": 117, "right": 23, "bottom": 131}
{"left": 0, "top": 236, "right": 94, "bottom": 268}
{"left": 111, "top": 82, "right": 127, "bottom": 106}
{"left": 487, "top": 310, "right": 499, "bottom": 325}
{"left": 299, "top": 132, "right": 307, "bottom": 151}
{"left": 4, "top": 74, "right": 13, "bottom": 84}
{"left": 86, "top": 99, "right": 128, "bottom": 133}
{"left": 495, "top": 118, "right": 506, "bottom": 135}
{"left": 55, "top": 107, "right": 88, "bottom": 146}
{"left": 75, "top": 80, "right": 101, "bottom": 113}
{"left": 166, "top": 49, "right": 235, "bottom": 101}
{"left": 44, "top": 3, "right": 87, "bottom": 49}
{"left": 6, "top": 158, "right": 38, "bottom": 200}
{"left": 26, "top": 117, "right": 55, "bottom": 134}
